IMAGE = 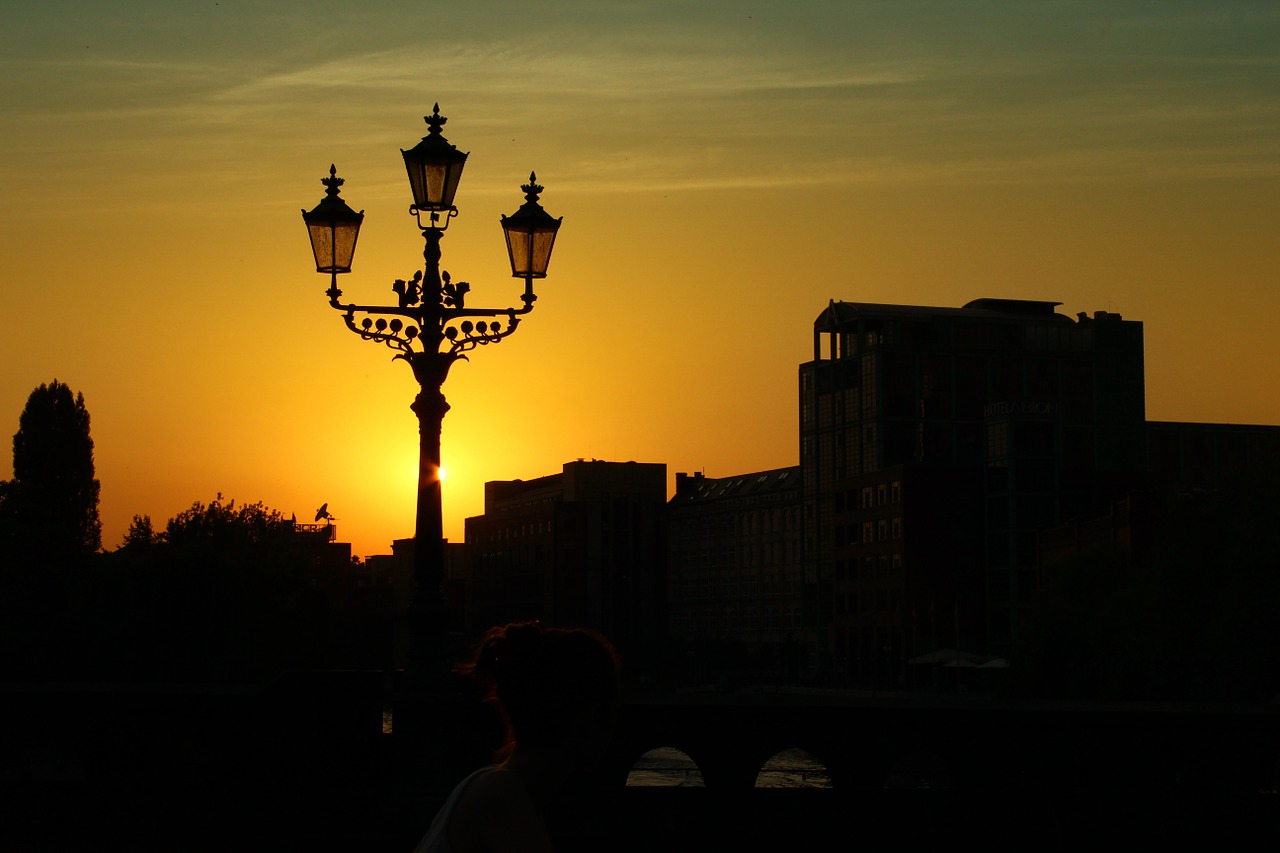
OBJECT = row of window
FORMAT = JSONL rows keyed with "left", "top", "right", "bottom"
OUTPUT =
{"left": 836, "top": 553, "right": 903, "bottom": 581}
{"left": 672, "top": 578, "right": 802, "bottom": 601}
{"left": 469, "top": 520, "right": 552, "bottom": 543}
{"left": 833, "top": 480, "right": 902, "bottom": 513}
{"left": 834, "top": 589, "right": 902, "bottom": 616}
{"left": 672, "top": 607, "right": 803, "bottom": 634}
{"left": 672, "top": 508, "right": 801, "bottom": 537}
{"left": 671, "top": 539, "right": 803, "bottom": 569}
{"left": 834, "top": 517, "right": 903, "bottom": 547}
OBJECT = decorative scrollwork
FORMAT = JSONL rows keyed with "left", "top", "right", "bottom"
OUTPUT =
{"left": 443, "top": 313, "right": 521, "bottom": 357}
{"left": 330, "top": 218, "right": 539, "bottom": 376}
{"left": 344, "top": 308, "right": 421, "bottom": 361}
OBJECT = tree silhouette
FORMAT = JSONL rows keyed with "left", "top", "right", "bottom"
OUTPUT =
{"left": 0, "top": 381, "right": 100, "bottom": 677}
{"left": 163, "top": 493, "right": 290, "bottom": 550}
{"left": 0, "top": 379, "right": 101, "bottom": 558}
{"left": 119, "top": 513, "right": 162, "bottom": 550}
{"left": 98, "top": 494, "right": 384, "bottom": 681}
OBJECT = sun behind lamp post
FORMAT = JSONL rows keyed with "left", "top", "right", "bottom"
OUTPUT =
{"left": 301, "top": 104, "right": 562, "bottom": 731}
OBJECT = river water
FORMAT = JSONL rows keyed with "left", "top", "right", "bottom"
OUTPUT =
{"left": 625, "top": 746, "right": 832, "bottom": 788}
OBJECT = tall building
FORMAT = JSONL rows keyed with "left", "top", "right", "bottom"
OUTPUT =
{"left": 666, "top": 467, "right": 804, "bottom": 679}
{"left": 800, "top": 298, "right": 1146, "bottom": 675}
{"left": 463, "top": 460, "right": 667, "bottom": 658}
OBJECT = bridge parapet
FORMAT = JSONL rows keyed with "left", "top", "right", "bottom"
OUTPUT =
{"left": 606, "top": 692, "right": 1280, "bottom": 793}
{"left": 2, "top": 676, "right": 1278, "bottom": 849}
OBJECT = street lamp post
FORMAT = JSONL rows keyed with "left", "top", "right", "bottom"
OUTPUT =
{"left": 302, "top": 104, "right": 562, "bottom": 726}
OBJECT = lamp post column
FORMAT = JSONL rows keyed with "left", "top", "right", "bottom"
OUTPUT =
{"left": 406, "top": 369, "right": 450, "bottom": 670}
{"left": 401, "top": 221, "right": 457, "bottom": 730}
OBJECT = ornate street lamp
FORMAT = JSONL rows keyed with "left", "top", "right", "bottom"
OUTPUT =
{"left": 302, "top": 104, "right": 561, "bottom": 728}
{"left": 301, "top": 165, "right": 364, "bottom": 275}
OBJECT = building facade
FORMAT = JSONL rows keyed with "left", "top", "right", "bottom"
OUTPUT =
{"left": 1146, "top": 421, "right": 1280, "bottom": 493}
{"left": 800, "top": 298, "right": 1146, "bottom": 675}
{"left": 463, "top": 460, "right": 667, "bottom": 661}
{"left": 666, "top": 468, "right": 804, "bottom": 679}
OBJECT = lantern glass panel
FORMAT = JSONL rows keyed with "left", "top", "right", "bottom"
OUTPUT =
{"left": 308, "top": 220, "right": 360, "bottom": 273}
{"left": 529, "top": 229, "right": 557, "bottom": 277}
{"left": 504, "top": 226, "right": 559, "bottom": 279}
{"left": 504, "top": 229, "right": 531, "bottom": 277}
{"left": 402, "top": 148, "right": 467, "bottom": 210}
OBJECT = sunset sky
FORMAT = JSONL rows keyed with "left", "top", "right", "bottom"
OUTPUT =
{"left": 3, "top": 1, "right": 1277, "bottom": 557}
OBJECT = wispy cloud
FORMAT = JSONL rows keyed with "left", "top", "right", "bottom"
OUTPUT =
{"left": 3, "top": 0, "right": 1277, "bottom": 204}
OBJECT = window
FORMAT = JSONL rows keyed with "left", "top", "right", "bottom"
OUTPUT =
{"left": 987, "top": 423, "right": 1009, "bottom": 459}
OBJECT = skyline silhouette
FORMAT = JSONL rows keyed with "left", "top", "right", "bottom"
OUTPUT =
{"left": 3, "top": 2, "right": 1278, "bottom": 558}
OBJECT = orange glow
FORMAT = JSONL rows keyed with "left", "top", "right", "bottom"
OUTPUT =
{"left": 3, "top": 5, "right": 1278, "bottom": 558}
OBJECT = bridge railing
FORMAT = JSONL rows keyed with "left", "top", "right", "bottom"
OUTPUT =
{"left": 2, "top": 675, "right": 1277, "bottom": 850}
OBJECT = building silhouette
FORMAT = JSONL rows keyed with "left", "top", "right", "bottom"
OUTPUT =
{"left": 442, "top": 298, "right": 1278, "bottom": 690}
{"left": 666, "top": 467, "right": 804, "bottom": 679}
{"left": 367, "top": 537, "right": 466, "bottom": 667}
{"left": 462, "top": 460, "right": 667, "bottom": 660}
{"left": 1145, "top": 421, "right": 1280, "bottom": 493}
{"left": 800, "top": 298, "right": 1147, "bottom": 676}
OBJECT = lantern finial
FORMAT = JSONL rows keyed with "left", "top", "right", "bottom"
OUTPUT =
{"left": 321, "top": 164, "right": 344, "bottom": 195}
{"left": 424, "top": 103, "right": 447, "bottom": 135}
{"left": 521, "top": 172, "right": 544, "bottom": 203}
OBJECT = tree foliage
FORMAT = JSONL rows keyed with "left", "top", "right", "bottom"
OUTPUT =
{"left": 0, "top": 379, "right": 101, "bottom": 557}
{"left": 87, "top": 493, "right": 392, "bottom": 682}
{"left": 163, "top": 493, "right": 291, "bottom": 551}
{"left": 120, "top": 514, "right": 161, "bottom": 550}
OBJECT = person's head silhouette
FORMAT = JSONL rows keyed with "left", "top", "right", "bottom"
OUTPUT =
{"left": 472, "top": 621, "right": 620, "bottom": 763}
{"left": 415, "top": 622, "right": 619, "bottom": 853}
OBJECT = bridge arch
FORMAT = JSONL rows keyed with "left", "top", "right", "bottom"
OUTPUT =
{"left": 755, "top": 748, "right": 832, "bottom": 788}
{"left": 624, "top": 746, "right": 704, "bottom": 787}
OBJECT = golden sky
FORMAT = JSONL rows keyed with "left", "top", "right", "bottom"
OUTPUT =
{"left": 3, "top": 1, "right": 1277, "bottom": 556}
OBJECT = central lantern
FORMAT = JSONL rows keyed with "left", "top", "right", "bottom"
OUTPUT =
{"left": 401, "top": 104, "right": 469, "bottom": 215}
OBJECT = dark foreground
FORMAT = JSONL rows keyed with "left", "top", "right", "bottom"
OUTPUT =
{"left": 3, "top": 672, "right": 1278, "bottom": 851}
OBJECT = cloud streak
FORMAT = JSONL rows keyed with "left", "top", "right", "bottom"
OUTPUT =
{"left": 3, "top": 1, "right": 1277, "bottom": 204}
